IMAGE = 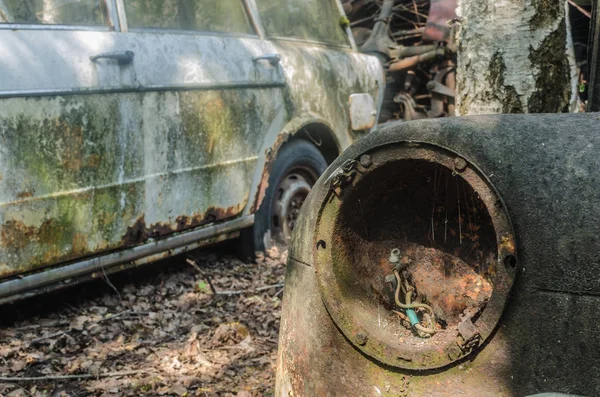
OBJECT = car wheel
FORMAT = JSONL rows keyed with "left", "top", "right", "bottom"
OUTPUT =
{"left": 241, "top": 139, "right": 328, "bottom": 256}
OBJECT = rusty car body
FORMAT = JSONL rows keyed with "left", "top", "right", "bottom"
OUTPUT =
{"left": 0, "top": 0, "right": 385, "bottom": 303}
{"left": 276, "top": 8, "right": 600, "bottom": 395}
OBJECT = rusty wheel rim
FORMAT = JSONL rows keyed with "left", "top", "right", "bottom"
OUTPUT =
{"left": 271, "top": 168, "right": 317, "bottom": 245}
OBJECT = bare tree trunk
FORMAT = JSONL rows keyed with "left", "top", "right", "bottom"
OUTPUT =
{"left": 456, "top": 0, "right": 577, "bottom": 115}
{"left": 42, "top": 0, "right": 61, "bottom": 24}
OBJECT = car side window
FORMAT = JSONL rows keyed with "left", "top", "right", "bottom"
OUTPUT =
{"left": 124, "top": 0, "right": 254, "bottom": 35}
{"left": 254, "top": 0, "right": 349, "bottom": 46}
{"left": 0, "top": 0, "right": 109, "bottom": 26}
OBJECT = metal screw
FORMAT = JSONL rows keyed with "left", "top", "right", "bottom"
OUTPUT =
{"left": 453, "top": 157, "right": 467, "bottom": 172}
{"left": 355, "top": 333, "right": 368, "bottom": 346}
{"left": 359, "top": 154, "right": 372, "bottom": 168}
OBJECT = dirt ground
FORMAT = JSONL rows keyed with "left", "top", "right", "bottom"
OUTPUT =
{"left": 0, "top": 247, "right": 287, "bottom": 397}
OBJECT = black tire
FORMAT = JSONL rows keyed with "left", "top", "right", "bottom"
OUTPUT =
{"left": 240, "top": 139, "right": 328, "bottom": 257}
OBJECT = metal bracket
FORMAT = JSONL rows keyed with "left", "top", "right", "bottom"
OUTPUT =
{"left": 328, "top": 159, "right": 358, "bottom": 197}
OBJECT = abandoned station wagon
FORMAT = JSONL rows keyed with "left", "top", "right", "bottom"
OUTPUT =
{"left": 0, "top": 0, "right": 384, "bottom": 302}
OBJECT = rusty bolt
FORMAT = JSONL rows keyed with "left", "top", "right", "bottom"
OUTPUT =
{"left": 355, "top": 333, "right": 368, "bottom": 346}
{"left": 453, "top": 157, "right": 467, "bottom": 172}
{"left": 359, "top": 154, "right": 372, "bottom": 168}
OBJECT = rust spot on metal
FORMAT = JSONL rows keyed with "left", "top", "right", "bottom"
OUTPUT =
{"left": 1, "top": 219, "right": 63, "bottom": 249}
{"left": 122, "top": 215, "right": 148, "bottom": 247}
{"left": 15, "top": 191, "right": 34, "bottom": 199}
{"left": 253, "top": 169, "right": 271, "bottom": 214}
{"left": 122, "top": 204, "right": 243, "bottom": 246}
{"left": 1, "top": 221, "right": 35, "bottom": 249}
{"left": 71, "top": 233, "right": 88, "bottom": 255}
{"left": 499, "top": 234, "right": 516, "bottom": 254}
{"left": 85, "top": 154, "right": 102, "bottom": 168}
{"left": 251, "top": 133, "right": 290, "bottom": 213}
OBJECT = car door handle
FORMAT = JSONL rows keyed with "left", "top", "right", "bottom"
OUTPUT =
{"left": 253, "top": 54, "right": 281, "bottom": 66}
{"left": 90, "top": 51, "right": 135, "bottom": 65}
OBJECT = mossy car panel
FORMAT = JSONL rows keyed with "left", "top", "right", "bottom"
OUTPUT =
{"left": 0, "top": 0, "right": 384, "bottom": 300}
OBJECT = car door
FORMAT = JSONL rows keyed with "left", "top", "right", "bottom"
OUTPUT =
{"left": 0, "top": 0, "right": 132, "bottom": 277}
{"left": 0, "top": 0, "right": 285, "bottom": 278}
{"left": 117, "top": 0, "right": 286, "bottom": 240}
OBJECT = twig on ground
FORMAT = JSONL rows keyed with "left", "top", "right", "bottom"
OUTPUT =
{"left": 186, "top": 258, "right": 217, "bottom": 295}
{"left": 214, "top": 283, "right": 285, "bottom": 296}
{"left": 101, "top": 266, "right": 123, "bottom": 303}
{"left": 89, "top": 310, "right": 132, "bottom": 328}
{"left": 29, "top": 331, "right": 66, "bottom": 345}
{"left": 14, "top": 320, "right": 69, "bottom": 331}
{"left": 0, "top": 369, "right": 150, "bottom": 382}
{"left": 255, "top": 283, "right": 284, "bottom": 293}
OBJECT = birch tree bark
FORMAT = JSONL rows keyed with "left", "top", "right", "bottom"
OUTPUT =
{"left": 456, "top": 0, "right": 577, "bottom": 115}
{"left": 42, "top": 0, "right": 61, "bottom": 24}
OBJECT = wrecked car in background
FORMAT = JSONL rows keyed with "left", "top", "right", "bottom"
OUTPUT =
{"left": 0, "top": 0, "right": 384, "bottom": 303}
{"left": 276, "top": 5, "right": 600, "bottom": 396}
{"left": 347, "top": 0, "right": 458, "bottom": 122}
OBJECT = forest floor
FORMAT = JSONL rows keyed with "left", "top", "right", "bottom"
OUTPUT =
{"left": 0, "top": 247, "right": 286, "bottom": 397}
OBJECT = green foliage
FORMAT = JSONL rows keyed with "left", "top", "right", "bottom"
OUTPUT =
{"left": 196, "top": 280, "right": 210, "bottom": 293}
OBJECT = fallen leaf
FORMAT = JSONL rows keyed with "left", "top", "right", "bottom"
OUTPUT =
{"left": 168, "top": 384, "right": 188, "bottom": 396}
{"left": 6, "top": 388, "right": 26, "bottom": 397}
{"left": 71, "top": 315, "right": 90, "bottom": 331}
{"left": 10, "top": 360, "right": 26, "bottom": 372}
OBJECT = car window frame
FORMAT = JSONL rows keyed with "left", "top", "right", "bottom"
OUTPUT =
{"left": 0, "top": 0, "right": 357, "bottom": 48}
{"left": 247, "top": 0, "right": 355, "bottom": 50}
{"left": 117, "top": 0, "right": 260, "bottom": 38}
{"left": 0, "top": 0, "right": 119, "bottom": 31}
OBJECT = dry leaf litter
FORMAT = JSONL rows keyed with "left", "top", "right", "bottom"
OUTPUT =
{"left": 0, "top": 247, "right": 286, "bottom": 397}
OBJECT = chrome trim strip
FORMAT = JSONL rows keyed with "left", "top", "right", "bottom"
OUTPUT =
{"left": 243, "top": 0, "right": 265, "bottom": 39}
{"left": 0, "top": 81, "right": 285, "bottom": 99}
{"left": 114, "top": 0, "right": 127, "bottom": 32}
{"left": 127, "top": 27, "right": 259, "bottom": 39}
{"left": 268, "top": 36, "right": 352, "bottom": 50}
{"left": 0, "top": 215, "right": 254, "bottom": 299}
{"left": 0, "top": 230, "right": 240, "bottom": 304}
{"left": 104, "top": 0, "right": 119, "bottom": 31}
{"left": 0, "top": 23, "right": 111, "bottom": 31}
{"left": 334, "top": 0, "right": 357, "bottom": 51}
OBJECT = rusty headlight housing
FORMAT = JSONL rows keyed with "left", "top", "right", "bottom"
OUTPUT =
{"left": 314, "top": 143, "right": 516, "bottom": 369}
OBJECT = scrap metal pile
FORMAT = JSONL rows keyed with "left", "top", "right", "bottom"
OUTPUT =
{"left": 344, "top": 0, "right": 457, "bottom": 122}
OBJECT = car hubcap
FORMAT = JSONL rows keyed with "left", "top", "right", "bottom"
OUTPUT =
{"left": 271, "top": 169, "right": 316, "bottom": 245}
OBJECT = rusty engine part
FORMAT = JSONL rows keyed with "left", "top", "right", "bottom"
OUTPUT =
{"left": 345, "top": 0, "right": 457, "bottom": 121}
{"left": 276, "top": 112, "right": 600, "bottom": 396}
